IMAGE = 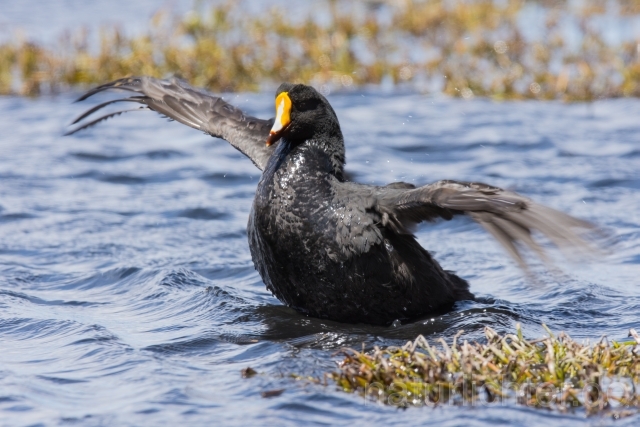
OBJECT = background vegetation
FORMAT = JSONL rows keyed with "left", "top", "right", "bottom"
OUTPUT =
{"left": 1, "top": 0, "right": 639, "bottom": 99}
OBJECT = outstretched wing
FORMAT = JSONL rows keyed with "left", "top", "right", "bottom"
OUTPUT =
{"left": 66, "top": 76, "right": 275, "bottom": 170}
{"left": 374, "top": 180, "right": 597, "bottom": 268}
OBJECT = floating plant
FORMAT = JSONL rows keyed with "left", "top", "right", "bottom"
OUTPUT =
{"left": 331, "top": 324, "right": 640, "bottom": 416}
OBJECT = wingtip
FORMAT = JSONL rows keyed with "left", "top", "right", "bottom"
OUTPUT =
{"left": 73, "top": 93, "right": 89, "bottom": 103}
{"left": 73, "top": 89, "right": 101, "bottom": 103}
{"left": 63, "top": 126, "right": 80, "bottom": 136}
{"left": 72, "top": 77, "right": 143, "bottom": 103}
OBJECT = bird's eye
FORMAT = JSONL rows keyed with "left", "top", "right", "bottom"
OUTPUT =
{"left": 297, "top": 99, "right": 319, "bottom": 111}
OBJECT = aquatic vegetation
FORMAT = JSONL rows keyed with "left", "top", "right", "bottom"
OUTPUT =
{"left": 1, "top": 0, "right": 639, "bottom": 100}
{"left": 332, "top": 324, "right": 640, "bottom": 416}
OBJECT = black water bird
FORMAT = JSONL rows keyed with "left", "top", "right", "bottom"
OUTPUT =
{"left": 67, "top": 77, "right": 595, "bottom": 325}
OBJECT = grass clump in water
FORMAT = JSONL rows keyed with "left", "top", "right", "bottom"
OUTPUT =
{"left": 332, "top": 324, "right": 640, "bottom": 416}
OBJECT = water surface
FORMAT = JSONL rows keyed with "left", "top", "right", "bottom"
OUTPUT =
{"left": 1, "top": 91, "right": 639, "bottom": 426}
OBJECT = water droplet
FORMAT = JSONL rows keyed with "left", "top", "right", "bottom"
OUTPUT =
{"left": 529, "top": 82, "right": 541, "bottom": 94}
{"left": 494, "top": 40, "right": 508, "bottom": 54}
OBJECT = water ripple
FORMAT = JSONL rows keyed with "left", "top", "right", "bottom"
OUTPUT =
{"left": 0, "top": 93, "right": 638, "bottom": 425}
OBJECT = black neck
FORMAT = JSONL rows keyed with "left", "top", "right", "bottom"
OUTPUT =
{"left": 263, "top": 139, "right": 293, "bottom": 178}
{"left": 259, "top": 136, "right": 346, "bottom": 195}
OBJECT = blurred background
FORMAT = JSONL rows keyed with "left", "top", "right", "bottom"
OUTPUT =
{"left": 1, "top": 0, "right": 639, "bottom": 100}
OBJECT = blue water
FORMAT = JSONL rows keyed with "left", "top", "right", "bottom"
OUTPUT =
{"left": 0, "top": 90, "right": 639, "bottom": 426}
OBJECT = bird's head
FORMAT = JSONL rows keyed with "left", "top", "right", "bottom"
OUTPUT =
{"left": 266, "top": 83, "right": 342, "bottom": 147}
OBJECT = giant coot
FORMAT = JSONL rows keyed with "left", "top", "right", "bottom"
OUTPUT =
{"left": 67, "top": 77, "right": 595, "bottom": 325}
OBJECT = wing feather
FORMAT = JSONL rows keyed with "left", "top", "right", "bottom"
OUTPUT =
{"left": 64, "top": 107, "right": 150, "bottom": 135}
{"left": 66, "top": 76, "right": 275, "bottom": 170}
{"left": 375, "top": 179, "right": 598, "bottom": 267}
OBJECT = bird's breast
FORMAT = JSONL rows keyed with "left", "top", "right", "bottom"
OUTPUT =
{"left": 253, "top": 154, "right": 338, "bottom": 254}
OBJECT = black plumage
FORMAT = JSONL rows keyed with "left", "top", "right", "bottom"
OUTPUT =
{"left": 67, "top": 77, "right": 596, "bottom": 325}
